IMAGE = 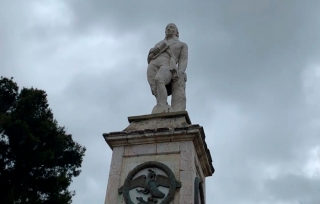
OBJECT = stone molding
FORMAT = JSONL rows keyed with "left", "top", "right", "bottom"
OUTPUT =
{"left": 128, "top": 111, "right": 191, "bottom": 124}
{"left": 125, "top": 111, "right": 191, "bottom": 132}
{"left": 103, "top": 112, "right": 214, "bottom": 177}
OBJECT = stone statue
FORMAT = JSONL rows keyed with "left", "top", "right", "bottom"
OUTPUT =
{"left": 147, "top": 23, "right": 188, "bottom": 114}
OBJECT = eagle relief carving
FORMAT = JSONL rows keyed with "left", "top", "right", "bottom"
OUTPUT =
{"left": 118, "top": 161, "right": 181, "bottom": 204}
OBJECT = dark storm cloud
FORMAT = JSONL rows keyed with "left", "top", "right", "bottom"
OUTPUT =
{"left": 66, "top": 1, "right": 219, "bottom": 34}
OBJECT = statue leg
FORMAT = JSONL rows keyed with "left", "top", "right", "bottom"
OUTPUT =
{"left": 147, "top": 63, "right": 158, "bottom": 97}
{"left": 154, "top": 67, "right": 172, "bottom": 106}
{"left": 171, "top": 71, "right": 186, "bottom": 111}
{"left": 148, "top": 57, "right": 174, "bottom": 114}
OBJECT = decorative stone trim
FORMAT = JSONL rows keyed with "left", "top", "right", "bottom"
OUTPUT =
{"left": 103, "top": 112, "right": 214, "bottom": 177}
{"left": 128, "top": 111, "right": 191, "bottom": 124}
{"left": 104, "top": 126, "right": 214, "bottom": 177}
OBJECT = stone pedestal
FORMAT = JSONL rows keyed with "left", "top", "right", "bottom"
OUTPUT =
{"left": 103, "top": 111, "right": 214, "bottom": 204}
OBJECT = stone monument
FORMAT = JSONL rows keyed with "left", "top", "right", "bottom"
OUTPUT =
{"left": 147, "top": 23, "right": 188, "bottom": 114}
{"left": 104, "top": 24, "right": 214, "bottom": 204}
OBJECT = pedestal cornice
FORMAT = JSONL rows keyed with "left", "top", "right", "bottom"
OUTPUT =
{"left": 103, "top": 111, "right": 214, "bottom": 177}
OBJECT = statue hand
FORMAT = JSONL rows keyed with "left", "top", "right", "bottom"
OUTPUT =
{"left": 172, "top": 75, "right": 178, "bottom": 83}
{"left": 150, "top": 47, "right": 161, "bottom": 55}
{"left": 172, "top": 70, "right": 186, "bottom": 83}
{"left": 171, "top": 69, "right": 179, "bottom": 83}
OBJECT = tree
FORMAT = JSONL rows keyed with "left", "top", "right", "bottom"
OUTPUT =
{"left": 0, "top": 77, "right": 86, "bottom": 204}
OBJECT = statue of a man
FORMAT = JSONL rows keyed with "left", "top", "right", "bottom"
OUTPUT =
{"left": 147, "top": 23, "right": 188, "bottom": 114}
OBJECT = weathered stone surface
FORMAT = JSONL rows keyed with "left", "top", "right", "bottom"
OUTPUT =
{"left": 179, "top": 195, "right": 193, "bottom": 204}
{"left": 179, "top": 171, "right": 194, "bottom": 196}
{"left": 152, "top": 104, "right": 174, "bottom": 114}
{"left": 156, "top": 142, "right": 180, "bottom": 154}
{"left": 128, "top": 111, "right": 191, "bottom": 124}
{"left": 103, "top": 111, "right": 214, "bottom": 203}
{"left": 180, "top": 141, "right": 194, "bottom": 171}
{"left": 124, "top": 143, "right": 156, "bottom": 156}
{"left": 125, "top": 111, "right": 190, "bottom": 132}
{"left": 105, "top": 147, "right": 124, "bottom": 204}
{"left": 104, "top": 112, "right": 214, "bottom": 177}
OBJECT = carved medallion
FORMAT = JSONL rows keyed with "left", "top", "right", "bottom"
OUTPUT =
{"left": 118, "top": 161, "right": 181, "bottom": 204}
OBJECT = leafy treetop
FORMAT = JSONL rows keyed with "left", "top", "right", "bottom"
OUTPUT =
{"left": 0, "top": 77, "right": 86, "bottom": 204}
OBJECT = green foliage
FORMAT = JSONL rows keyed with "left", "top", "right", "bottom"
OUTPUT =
{"left": 0, "top": 77, "right": 86, "bottom": 204}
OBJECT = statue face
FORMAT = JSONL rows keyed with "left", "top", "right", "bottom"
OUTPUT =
{"left": 165, "top": 24, "right": 178, "bottom": 37}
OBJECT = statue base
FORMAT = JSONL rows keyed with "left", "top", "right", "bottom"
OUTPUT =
{"left": 151, "top": 104, "right": 174, "bottom": 114}
{"left": 103, "top": 111, "right": 214, "bottom": 204}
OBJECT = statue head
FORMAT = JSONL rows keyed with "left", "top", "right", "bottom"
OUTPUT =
{"left": 165, "top": 23, "right": 179, "bottom": 38}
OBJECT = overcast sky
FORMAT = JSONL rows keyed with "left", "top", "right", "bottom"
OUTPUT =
{"left": 1, "top": 1, "right": 320, "bottom": 203}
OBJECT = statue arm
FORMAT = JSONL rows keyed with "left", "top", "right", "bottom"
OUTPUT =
{"left": 147, "top": 41, "right": 163, "bottom": 63}
{"left": 178, "top": 43, "right": 188, "bottom": 73}
{"left": 150, "top": 41, "right": 165, "bottom": 55}
{"left": 147, "top": 48, "right": 154, "bottom": 64}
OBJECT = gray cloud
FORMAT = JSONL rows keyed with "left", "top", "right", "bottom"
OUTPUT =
{"left": 1, "top": 0, "right": 320, "bottom": 203}
{"left": 264, "top": 174, "right": 320, "bottom": 204}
